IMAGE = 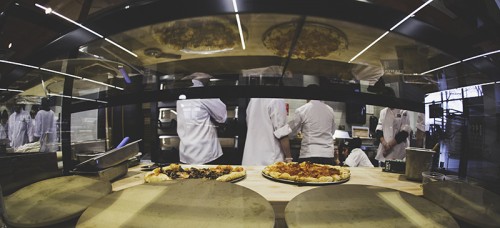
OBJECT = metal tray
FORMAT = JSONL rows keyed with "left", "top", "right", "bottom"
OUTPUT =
{"left": 71, "top": 162, "right": 128, "bottom": 182}
{"left": 74, "top": 139, "right": 141, "bottom": 170}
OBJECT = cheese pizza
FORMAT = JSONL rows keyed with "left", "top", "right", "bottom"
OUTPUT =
{"left": 144, "top": 164, "right": 246, "bottom": 183}
{"left": 263, "top": 161, "right": 350, "bottom": 183}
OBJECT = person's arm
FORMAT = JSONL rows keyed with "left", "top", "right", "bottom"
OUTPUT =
{"left": 8, "top": 115, "right": 13, "bottom": 141}
{"left": 270, "top": 100, "right": 292, "bottom": 162}
{"left": 375, "top": 109, "right": 390, "bottom": 150}
{"left": 288, "top": 109, "right": 302, "bottom": 139}
{"left": 279, "top": 136, "right": 292, "bottom": 162}
{"left": 204, "top": 99, "right": 227, "bottom": 123}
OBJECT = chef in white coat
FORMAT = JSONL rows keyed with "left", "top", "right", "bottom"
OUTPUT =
{"left": 374, "top": 106, "right": 411, "bottom": 163}
{"left": 342, "top": 138, "right": 374, "bottom": 167}
{"left": 242, "top": 98, "right": 292, "bottom": 165}
{"left": 176, "top": 73, "right": 227, "bottom": 164}
{"left": 34, "top": 98, "right": 57, "bottom": 152}
{"left": 288, "top": 100, "right": 336, "bottom": 165}
{"left": 8, "top": 104, "right": 33, "bottom": 149}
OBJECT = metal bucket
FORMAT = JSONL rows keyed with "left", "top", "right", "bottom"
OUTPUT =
{"left": 405, "top": 147, "right": 435, "bottom": 181}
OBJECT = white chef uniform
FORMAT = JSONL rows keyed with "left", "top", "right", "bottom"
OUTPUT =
{"left": 34, "top": 110, "right": 57, "bottom": 152}
{"left": 345, "top": 148, "right": 374, "bottom": 167}
{"left": 176, "top": 79, "right": 227, "bottom": 164}
{"left": 288, "top": 100, "right": 336, "bottom": 158}
{"left": 8, "top": 110, "right": 33, "bottom": 149}
{"left": 375, "top": 108, "right": 411, "bottom": 162}
{"left": 242, "top": 98, "right": 291, "bottom": 165}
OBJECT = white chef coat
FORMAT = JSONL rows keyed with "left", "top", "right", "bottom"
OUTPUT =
{"left": 288, "top": 100, "right": 335, "bottom": 158}
{"left": 8, "top": 110, "right": 33, "bottom": 149}
{"left": 177, "top": 97, "right": 227, "bottom": 164}
{"left": 375, "top": 108, "right": 411, "bottom": 162}
{"left": 345, "top": 148, "right": 374, "bottom": 167}
{"left": 242, "top": 98, "right": 291, "bottom": 166}
{"left": 34, "top": 110, "right": 57, "bottom": 152}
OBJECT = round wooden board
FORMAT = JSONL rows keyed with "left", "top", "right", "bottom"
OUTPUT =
{"left": 285, "top": 184, "right": 459, "bottom": 228}
{"left": 77, "top": 179, "right": 275, "bottom": 228}
{"left": 4, "top": 175, "right": 112, "bottom": 227}
{"left": 423, "top": 181, "right": 500, "bottom": 227}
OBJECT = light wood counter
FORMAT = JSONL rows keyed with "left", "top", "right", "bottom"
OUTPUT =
{"left": 111, "top": 165, "right": 423, "bottom": 227}
{"left": 113, "top": 165, "right": 423, "bottom": 199}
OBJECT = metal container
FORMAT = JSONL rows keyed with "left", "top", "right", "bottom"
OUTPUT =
{"left": 74, "top": 139, "right": 141, "bottom": 170}
{"left": 71, "top": 140, "right": 106, "bottom": 154}
{"left": 405, "top": 147, "right": 435, "bottom": 181}
{"left": 71, "top": 162, "right": 128, "bottom": 182}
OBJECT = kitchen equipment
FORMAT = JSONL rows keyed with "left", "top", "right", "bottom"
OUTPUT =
{"left": 383, "top": 160, "right": 406, "bottom": 173}
{"left": 405, "top": 147, "right": 435, "bottom": 181}
{"left": 421, "top": 171, "right": 444, "bottom": 185}
{"left": 70, "top": 162, "right": 128, "bottom": 182}
{"left": 3, "top": 176, "right": 111, "bottom": 228}
{"left": 116, "top": 136, "right": 130, "bottom": 149}
{"left": 74, "top": 139, "right": 141, "bottom": 171}
{"left": 71, "top": 140, "right": 106, "bottom": 154}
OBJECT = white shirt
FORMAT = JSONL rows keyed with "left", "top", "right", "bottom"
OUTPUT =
{"left": 288, "top": 100, "right": 335, "bottom": 158}
{"left": 35, "top": 110, "right": 57, "bottom": 152}
{"left": 375, "top": 108, "right": 411, "bottom": 162}
{"left": 177, "top": 98, "right": 227, "bottom": 164}
{"left": 8, "top": 110, "right": 33, "bottom": 149}
{"left": 345, "top": 148, "right": 374, "bottom": 167}
{"left": 242, "top": 98, "right": 291, "bottom": 165}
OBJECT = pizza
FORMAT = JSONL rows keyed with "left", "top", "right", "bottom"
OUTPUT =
{"left": 144, "top": 164, "right": 246, "bottom": 183}
{"left": 263, "top": 21, "right": 348, "bottom": 60}
{"left": 262, "top": 161, "right": 350, "bottom": 183}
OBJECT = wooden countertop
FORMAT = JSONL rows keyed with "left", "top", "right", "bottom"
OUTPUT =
{"left": 112, "top": 165, "right": 423, "bottom": 202}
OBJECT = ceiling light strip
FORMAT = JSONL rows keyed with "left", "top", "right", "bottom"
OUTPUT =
{"left": 0, "top": 88, "right": 24, "bottom": 92}
{"left": 0, "top": 60, "right": 123, "bottom": 90}
{"left": 0, "top": 59, "right": 38, "bottom": 69}
{"left": 35, "top": 4, "right": 137, "bottom": 57}
{"left": 232, "top": 0, "right": 246, "bottom": 50}
{"left": 349, "top": 0, "right": 433, "bottom": 62}
{"left": 35, "top": 4, "right": 103, "bottom": 38}
{"left": 48, "top": 93, "right": 108, "bottom": 104}
{"left": 420, "top": 61, "right": 461, "bottom": 75}
{"left": 389, "top": 0, "right": 434, "bottom": 31}
{"left": 349, "top": 31, "right": 389, "bottom": 63}
{"left": 40, "top": 67, "right": 82, "bottom": 79}
{"left": 462, "top": 49, "right": 500, "bottom": 62}
{"left": 104, "top": 38, "right": 138, "bottom": 57}
{"left": 420, "top": 49, "right": 500, "bottom": 75}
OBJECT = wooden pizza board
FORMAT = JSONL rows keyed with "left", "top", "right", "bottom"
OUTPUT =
{"left": 285, "top": 184, "right": 459, "bottom": 228}
{"left": 423, "top": 181, "right": 500, "bottom": 227}
{"left": 4, "top": 175, "right": 112, "bottom": 227}
{"left": 77, "top": 179, "right": 275, "bottom": 228}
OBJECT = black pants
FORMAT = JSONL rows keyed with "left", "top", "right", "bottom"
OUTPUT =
{"left": 298, "top": 157, "right": 335, "bottom": 165}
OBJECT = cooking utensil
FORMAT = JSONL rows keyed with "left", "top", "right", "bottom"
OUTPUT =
{"left": 74, "top": 139, "right": 141, "bottom": 171}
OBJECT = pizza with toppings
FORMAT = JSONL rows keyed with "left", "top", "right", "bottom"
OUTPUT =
{"left": 262, "top": 161, "right": 350, "bottom": 184}
{"left": 144, "top": 164, "right": 246, "bottom": 183}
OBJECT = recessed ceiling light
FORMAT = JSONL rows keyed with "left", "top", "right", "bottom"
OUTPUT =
{"left": 8, "top": 43, "right": 12, "bottom": 48}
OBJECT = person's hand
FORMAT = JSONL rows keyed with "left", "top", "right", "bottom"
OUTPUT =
{"left": 284, "top": 157, "right": 293, "bottom": 163}
{"left": 382, "top": 139, "right": 396, "bottom": 151}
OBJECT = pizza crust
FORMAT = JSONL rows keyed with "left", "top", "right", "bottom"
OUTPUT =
{"left": 144, "top": 164, "right": 246, "bottom": 183}
{"left": 263, "top": 161, "right": 350, "bottom": 183}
